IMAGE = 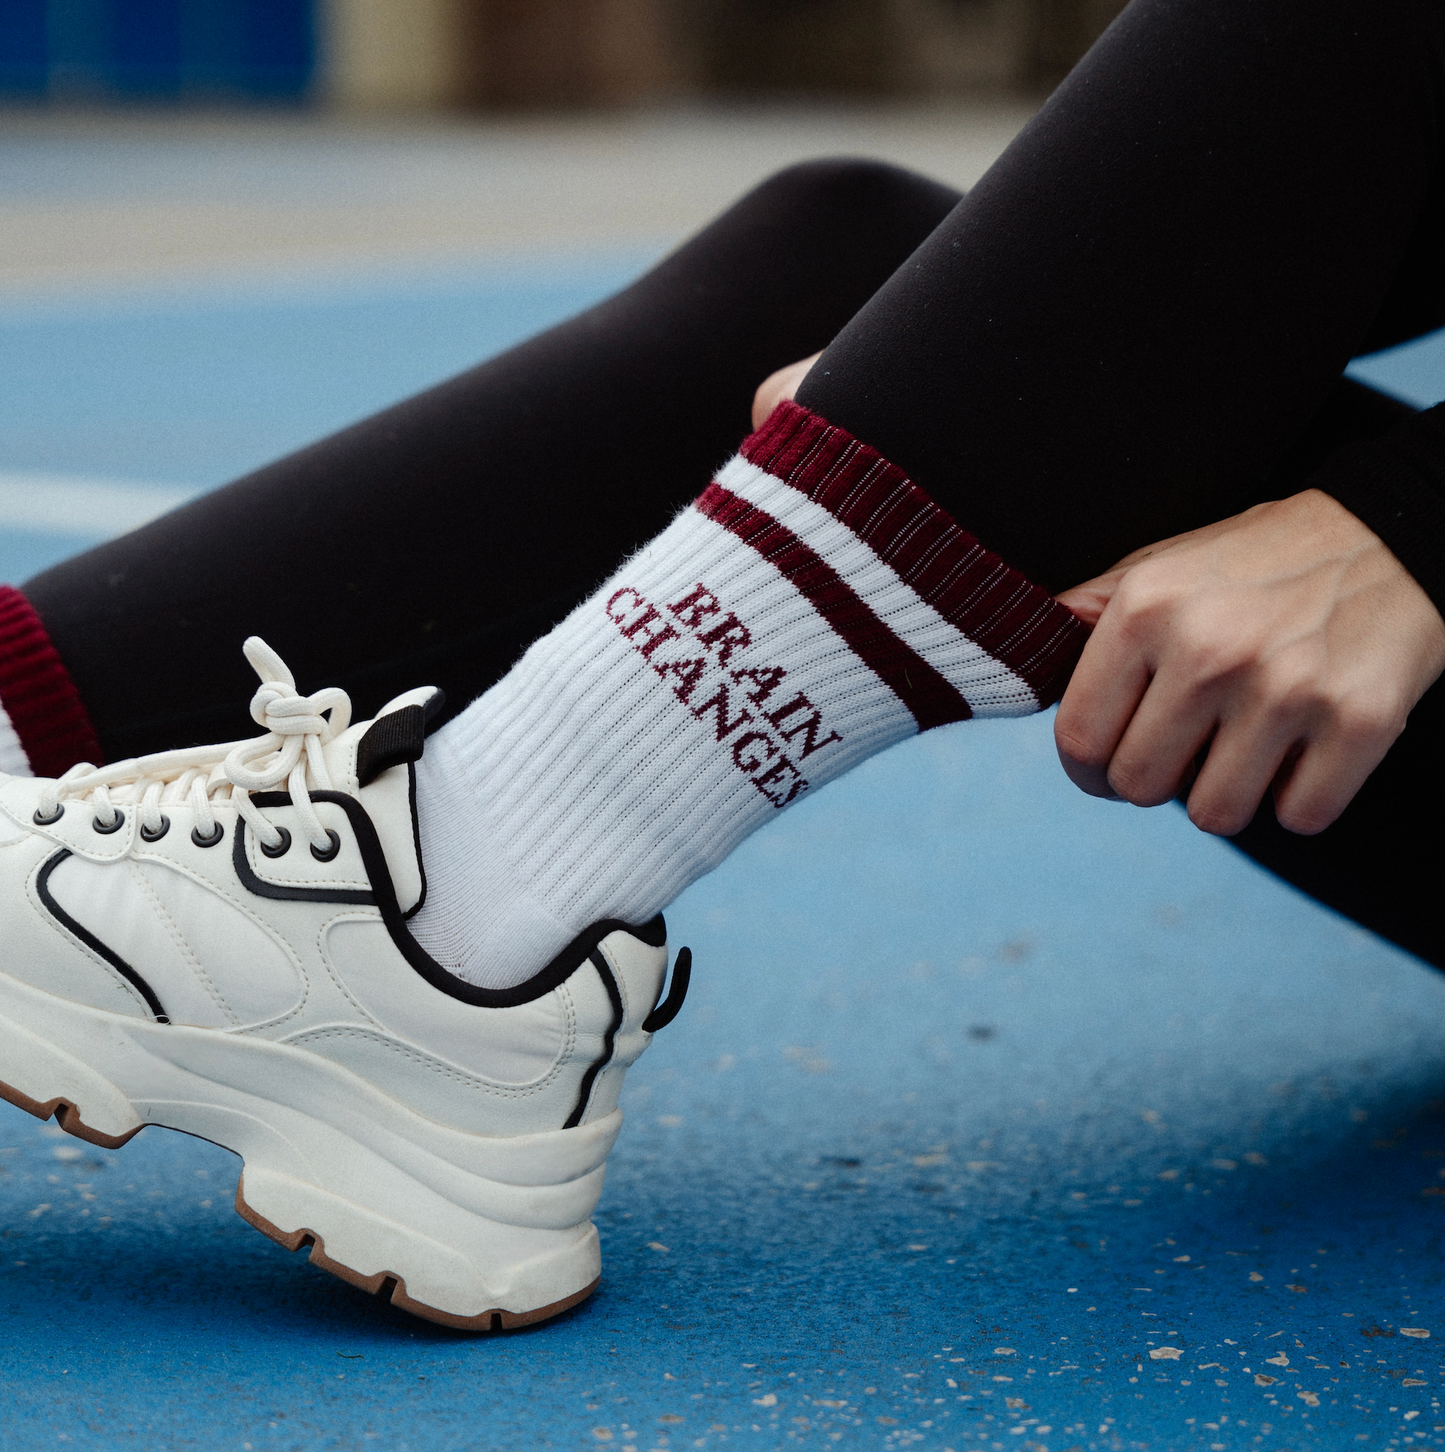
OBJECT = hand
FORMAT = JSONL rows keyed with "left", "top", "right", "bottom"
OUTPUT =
{"left": 753, "top": 353, "right": 823, "bottom": 429}
{"left": 1053, "top": 489, "right": 1445, "bottom": 836}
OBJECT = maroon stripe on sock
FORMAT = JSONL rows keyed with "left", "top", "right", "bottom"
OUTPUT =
{"left": 0, "top": 587, "right": 102, "bottom": 777}
{"left": 742, "top": 401, "right": 1087, "bottom": 707}
{"left": 694, "top": 482, "right": 970, "bottom": 730}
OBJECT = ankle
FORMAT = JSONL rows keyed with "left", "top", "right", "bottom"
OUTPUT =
{"left": 408, "top": 736, "right": 581, "bottom": 989}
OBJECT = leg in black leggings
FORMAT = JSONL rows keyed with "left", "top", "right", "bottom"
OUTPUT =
{"left": 795, "top": 0, "right": 1445, "bottom": 968}
{"left": 801, "top": 0, "right": 1445, "bottom": 588}
{"left": 23, "top": 159, "right": 961, "bottom": 759}
{"left": 22, "top": 0, "right": 1445, "bottom": 965}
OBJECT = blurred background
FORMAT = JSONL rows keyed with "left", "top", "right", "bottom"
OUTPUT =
{"left": 0, "top": 0, "right": 1145, "bottom": 580}
{"left": 8, "top": 8, "right": 1445, "bottom": 1452}
{"left": 0, "top": 0, "right": 1127, "bottom": 109}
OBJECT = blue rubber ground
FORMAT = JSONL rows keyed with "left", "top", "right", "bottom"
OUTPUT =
{"left": 1, "top": 263, "right": 1444, "bottom": 1452}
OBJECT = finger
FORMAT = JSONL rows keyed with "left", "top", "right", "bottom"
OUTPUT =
{"left": 1054, "top": 566, "right": 1127, "bottom": 628}
{"left": 752, "top": 353, "right": 823, "bottom": 429}
{"left": 1182, "top": 711, "right": 1303, "bottom": 837}
{"left": 1101, "top": 664, "right": 1223, "bottom": 807}
{"left": 1270, "top": 713, "right": 1400, "bottom": 835}
{"left": 1055, "top": 746, "right": 1121, "bottom": 800}
{"left": 1053, "top": 615, "right": 1152, "bottom": 798}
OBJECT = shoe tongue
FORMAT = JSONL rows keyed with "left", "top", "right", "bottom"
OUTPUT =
{"left": 326, "top": 686, "right": 442, "bottom": 915}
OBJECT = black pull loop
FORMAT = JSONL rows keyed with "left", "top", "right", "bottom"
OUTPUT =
{"left": 642, "top": 946, "right": 691, "bottom": 1033}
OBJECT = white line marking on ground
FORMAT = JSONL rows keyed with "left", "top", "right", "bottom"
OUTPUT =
{"left": 0, "top": 473, "right": 201, "bottom": 537}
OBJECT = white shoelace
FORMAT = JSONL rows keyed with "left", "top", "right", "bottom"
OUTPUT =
{"left": 34, "top": 637, "right": 352, "bottom": 854}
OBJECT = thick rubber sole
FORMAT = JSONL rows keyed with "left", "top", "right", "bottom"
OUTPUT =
{"left": 0, "top": 974, "right": 618, "bottom": 1330}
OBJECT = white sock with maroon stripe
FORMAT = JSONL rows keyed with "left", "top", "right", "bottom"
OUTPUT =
{"left": 409, "top": 402, "right": 1087, "bottom": 989}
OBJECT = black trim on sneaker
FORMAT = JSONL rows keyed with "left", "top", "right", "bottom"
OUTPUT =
{"left": 563, "top": 949, "right": 625, "bottom": 1130}
{"left": 36, "top": 849, "right": 170, "bottom": 1024}
{"left": 389, "top": 911, "right": 669, "bottom": 1011}
{"left": 233, "top": 796, "right": 375, "bottom": 906}
{"left": 232, "top": 789, "right": 668, "bottom": 1008}
{"left": 642, "top": 947, "right": 692, "bottom": 1032}
{"left": 402, "top": 761, "right": 426, "bottom": 922}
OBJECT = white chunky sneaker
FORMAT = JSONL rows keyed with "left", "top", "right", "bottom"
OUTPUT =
{"left": 0, "top": 639, "right": 690, "bottom": 1329}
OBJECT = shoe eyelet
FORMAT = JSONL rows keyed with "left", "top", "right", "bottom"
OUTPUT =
{"left": 191, "top": 822, "right": 224, "bottom": 849}
{"left": 260, "top": 825, "right": 291, "bottom": 859}
{"left": 32, "top": 804, "right": 64, "bottom": 826}
{"left": 139, "top": 815, "right": 171, "bottom": 843}
{"left": 91, "top": 809, "right": 125, "bottom": 835}
{"left": 310, "top": 829, "right": 341, "bottom": 863}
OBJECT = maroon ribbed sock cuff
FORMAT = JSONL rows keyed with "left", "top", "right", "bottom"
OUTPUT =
{"left": 0, "top": 586, "right": 102, "bottom": 777}
{"left": 743, "top": 401, "right": 1089, "bottom": 709}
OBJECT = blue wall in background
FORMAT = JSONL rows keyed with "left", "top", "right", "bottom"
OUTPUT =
{"left": 0, "top": 0, "right": 314, "bottom": 100}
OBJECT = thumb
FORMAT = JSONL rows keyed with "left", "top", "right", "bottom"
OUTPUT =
{"left": 1053, "top": 570, "right": 1124, "bottom": 628}
{"left": 752, "top": 353, "right": 824, "bottom": 430}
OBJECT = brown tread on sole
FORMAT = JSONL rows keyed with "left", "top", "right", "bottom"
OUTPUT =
{"left": 0, "top": 1074, "right": 143, "bottom": 1149}
{"left": 0, "top": 1072, "right": 597, "bottom": 1332}
{"left": 235, "top": 1172, "right": 601, "bottom": 1331}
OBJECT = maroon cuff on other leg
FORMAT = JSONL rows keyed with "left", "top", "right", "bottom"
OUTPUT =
{"left": 0, "top": 586, "right": 102, "bottom": 777}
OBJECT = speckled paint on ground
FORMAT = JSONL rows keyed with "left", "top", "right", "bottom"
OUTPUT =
{"left": 0, "top": 253, "right": 1442, "bottom": 1451}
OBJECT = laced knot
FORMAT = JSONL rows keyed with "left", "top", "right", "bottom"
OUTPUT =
{"left": 36, "top": 637, "right": 352, "bottom": 853}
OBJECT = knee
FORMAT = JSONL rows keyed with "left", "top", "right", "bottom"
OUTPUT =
{"left": 747, "top": 157, "right": 962, "bottom": 227}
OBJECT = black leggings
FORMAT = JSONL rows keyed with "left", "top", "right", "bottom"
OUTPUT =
{"left": 24, "top": 0, "right": 1445, "bottom": 968}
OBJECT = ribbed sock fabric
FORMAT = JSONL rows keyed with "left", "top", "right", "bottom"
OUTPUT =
{"left": 409, "top": 402, "right": 1089, "bottom": 989}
